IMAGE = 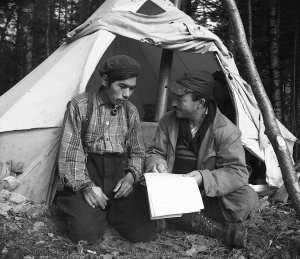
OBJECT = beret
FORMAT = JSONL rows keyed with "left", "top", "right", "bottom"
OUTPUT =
{"left": 166, "top": 69, "right": 215, "bottom": 98}
{"left": 99, "top": 55, "right": 140, "bottom": 78}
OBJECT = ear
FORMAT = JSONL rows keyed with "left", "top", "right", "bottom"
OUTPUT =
{"left": 102, "top": 74, "right": 108, "bottom": 86}
{"left": 198, "top": 98, "right": 206, "bottom": 107}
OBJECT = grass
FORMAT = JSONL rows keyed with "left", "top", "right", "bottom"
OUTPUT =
{"left": 1, "top": 193, "right": 300, "bottom": 259}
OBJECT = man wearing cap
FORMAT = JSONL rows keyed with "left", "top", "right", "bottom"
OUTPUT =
{"left": 145, "top": 69, "right": 259, "bottom": 248}
{"left": 57, "top": 55, "right": 157, "bottom": 244}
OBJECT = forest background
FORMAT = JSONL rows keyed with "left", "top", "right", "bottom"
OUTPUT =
{"left": 0, "top": 0, "right": 300, "bottom": 159}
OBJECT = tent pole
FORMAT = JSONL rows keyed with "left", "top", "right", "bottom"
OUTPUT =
{"left": 154, "top": 0, "right": 182, "bottom": 121}
{"left": 154, "top": 50, "right": 173, "bottom": 121}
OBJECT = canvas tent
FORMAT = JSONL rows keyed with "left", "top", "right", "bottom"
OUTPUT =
{"left": 0, "top": 0, "right": 296, "bottom": 206}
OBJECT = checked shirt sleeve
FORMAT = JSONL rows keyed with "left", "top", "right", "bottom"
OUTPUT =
{"left": 126, "top": 105, "right": 145, "bottom": 182}
{"left": 58, "top": 99, "right": 92, "bottom": 191}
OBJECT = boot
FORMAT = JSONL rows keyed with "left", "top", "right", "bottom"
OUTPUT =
{"left": 173, "top": 212, "right": 248, "bottom": 248}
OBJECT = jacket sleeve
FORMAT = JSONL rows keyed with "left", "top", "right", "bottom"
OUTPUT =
{"left": 200, "top": 125, "right": 249, "bottom": 197}
{"left": 145, "top": 115, "right": 170, "bottom": 173}
{"left": 58, "top": 100, "right": 92, "bottom": 191}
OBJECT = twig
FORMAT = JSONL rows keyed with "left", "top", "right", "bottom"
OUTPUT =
{"left": 163, "top": 232, "right": 187, "bottom": 239}
{"left": 225, "top": 250, "right": 233, "bottom": 259}
{"left": 208, "top": 247, "right": 227, "bottom": 259}
{"left": 100, "top": 244, "right": 131, "bottom": 254}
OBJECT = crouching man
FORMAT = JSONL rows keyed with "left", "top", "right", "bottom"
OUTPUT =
{"left": 57, "top": 55, "right": 157, "bottom": 244}
{"left": 145, "top": 69, "right": 259, "bottom": 248}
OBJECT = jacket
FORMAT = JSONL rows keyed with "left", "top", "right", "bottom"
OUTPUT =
{"left": 145, "top": 108, "right": 249, "bottom": 198}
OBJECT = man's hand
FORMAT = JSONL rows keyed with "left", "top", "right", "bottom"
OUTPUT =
{"left": 151, "top": 163, "right": 168, "bottom": 174}
{"left": 113, "top": 173, "right": 134, "bottom": 199}
{"left": 185, "top": 170, "right": 203, "bottom": 186}
{"left": 83, "top": 185, "right": 108, "bottom": 209}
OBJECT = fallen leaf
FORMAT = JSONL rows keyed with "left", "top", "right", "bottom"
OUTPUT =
{"left": 0, "top": 202, "right": 12, "bottom": 216}
{"left": 23, "top": 256, "right": 34, "bottom": 259}
{"left": 185, "top": 244, "right": 207, "bottom": 256}
{"left": 4, "top": 240, "right": 13, "bottom": 247}
{"left": 27, "top": 207, "right": 43, "bottom": 218}
{"left": 15, "top": 222, "right": 22, "bottom": 228}
{"left": 8, "top": 192, "right": 27, "bottom": 204}
{"left": 48, "top": 233, "right": 54, "bottom": 237}
{"left": 185, "top": 247, "right": 197, "bottom": 256}
{"left": 7, "top": 222, "right": 19, "bottom": 232}
{"left": 33, "top": 221, "right": 45, "bottom": 231}
{"left": 1, "top": 247, "right": 8, "bottom": 255}
{"left": 258, "top": 197, "right": 270, "bottom": 211}
{"left": 194, "top": 245, "right": 207, "bottom": 252}
{"left": 12, "top": 204, "right": 24, "bottom": 213}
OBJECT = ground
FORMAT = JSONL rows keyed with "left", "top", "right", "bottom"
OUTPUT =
{"left": 1, "top": 191, "right": 300, "bottom": 259}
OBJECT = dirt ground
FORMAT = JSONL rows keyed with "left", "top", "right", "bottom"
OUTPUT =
{"left": 1, "top": 190, "right": 300, "bottom": 259}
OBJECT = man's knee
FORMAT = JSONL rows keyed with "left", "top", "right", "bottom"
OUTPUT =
{"left": 67, "top": 216, "right": 108, "bottom": 244}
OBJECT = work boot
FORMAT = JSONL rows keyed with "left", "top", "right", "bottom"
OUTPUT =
{"left": 170, "top": 212, "right": 248, "bottom": 248}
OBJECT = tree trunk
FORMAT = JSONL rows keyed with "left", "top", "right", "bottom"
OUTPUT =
{"left": 26, "top": 3, "right": 34, "bottom": 74}
{"left": 16, "top": 3, "right": 23, "bottom": 81}
{"left": 55, "top": 0, "right": 62, "bottom": 48}
{"left": 223, "top": 0, "right": 300, "bottom": 218}
{"left": 46, "top": 0, "right": 52, "bottom": 57}
{"left": 180, "top": 0, "right": 191, "bottom": 15}
{"left": 247, "top": 0, "right": 252, "bottom": 51}
{"left": 0, "top": 4, "right": 17, "bottom": 54}
{"left": 226, "top": 0, "right": 237, "bottom": 58}
{"left": 291, "top": 5, "right": 298, "bottom": 139}
{"left": 269, "top": 0, "right": 282, "bottom": 122}
{"left": 80, "top": 0, "right": 90, "bottom": 24}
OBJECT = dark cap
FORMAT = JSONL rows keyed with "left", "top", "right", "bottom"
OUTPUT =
{"left": 166, "top": 70, "right": 215, "bottom": 97}
{"left": 99, "top": 55, "right": 140, "bottom": 78}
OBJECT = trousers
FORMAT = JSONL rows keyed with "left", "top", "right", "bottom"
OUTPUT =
{"left": 57, "top": 152, "right": 157, "bottom": 244}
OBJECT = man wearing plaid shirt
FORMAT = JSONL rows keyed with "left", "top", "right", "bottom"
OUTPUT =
{"left": 57, "top": 55, "right": 157, "bottom": 244}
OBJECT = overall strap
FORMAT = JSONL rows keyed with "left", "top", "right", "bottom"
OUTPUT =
{"left": 81, "top": 92, "right": 94, "bottom": 143}
{"left": 124, "top": 100, "right": 129, "bottom": 127}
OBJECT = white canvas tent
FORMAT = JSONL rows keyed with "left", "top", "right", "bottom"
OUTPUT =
{"left": 0, "top": 0, "right": 296, "bottom": 205}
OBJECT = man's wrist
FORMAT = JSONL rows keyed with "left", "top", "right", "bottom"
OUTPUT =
{"left": 81, "top": 182, "right": 95, "bottom": 191}
{"left": 124, "top": 169, "right": 136, "bottom": 183}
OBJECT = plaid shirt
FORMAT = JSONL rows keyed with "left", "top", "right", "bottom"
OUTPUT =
{"left": 58, "top": 90, "right": 145, "bottom": 191}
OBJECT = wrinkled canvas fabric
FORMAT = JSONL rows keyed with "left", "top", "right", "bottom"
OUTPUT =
{"left": 66, "top": 10, "right": 236, "bottom": 72}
